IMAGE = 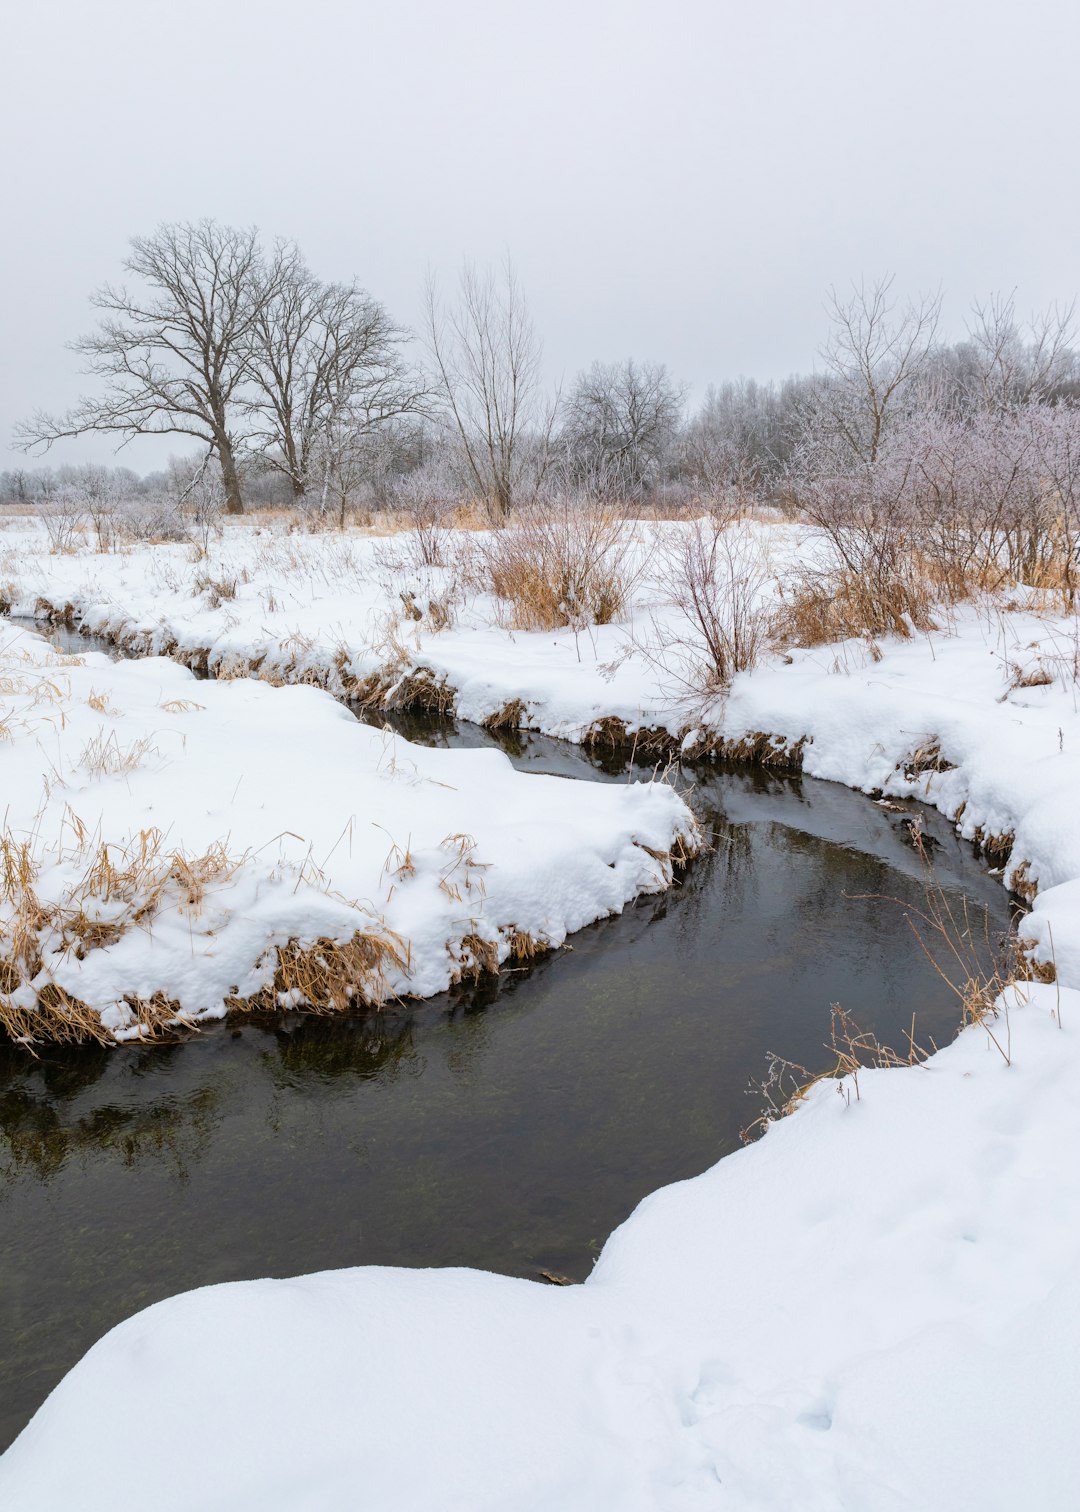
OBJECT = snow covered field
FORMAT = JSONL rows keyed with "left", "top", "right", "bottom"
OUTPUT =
{"left": 3, "top": 511, "right": 1080, "bottom": 1508}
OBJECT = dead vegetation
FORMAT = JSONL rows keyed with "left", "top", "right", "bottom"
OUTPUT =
{"left": 355, "top": 664, "right": 457, "bottom": 716}
{"left": 268, "top": 931, "right": 410, "bottom": 1013}
{"left": 482, "top": 699, "right": 528, "bottom": 731}
{"left": 773, "top": 564, "right": 937, "bottom": 647}
{"left": 0, "top": 821, "right": 417, "bottom": 1045}
{"left": 743, "top": 873, "right": 1042, "bottom": 1140}
{"left": 0, "top": 828, "right": 241, "bottom": 1044}
{"left": 482, "top": 500, "right": 639, "bottom": 630}
{"left": 899, "top": 738, "right": 957, "bottom": 783}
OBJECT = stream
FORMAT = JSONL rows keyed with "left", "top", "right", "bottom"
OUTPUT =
{"left": 0, "top": 619, "right": 1017, "bottom": 1449}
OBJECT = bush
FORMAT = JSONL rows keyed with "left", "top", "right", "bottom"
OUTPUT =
{"left": 483, "top": 499, "right": 636, "bottom": 630}
{"left": 654, "top": 517, "right": 772, "bottom": 691}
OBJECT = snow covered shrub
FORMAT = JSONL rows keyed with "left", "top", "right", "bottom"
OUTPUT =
{"left": 784, "top": 430, "right": 936, "bottom": 642}
{"left": 118, "top": 494, "right": 189, "bottom": 544}
{"left": 901, "top": 408, "right": 1078, "bottom": 602}
{"left": 654, "top": 517, "right": 771, "bottom": 692}
{"left": 38, "top": 495, "right": 86, "bottom": 554}
{"left": 390, "top": 466, "right": 457, "bottom": 568}
{"left": 483, "top": 498, "right": 637, "bottom": 630}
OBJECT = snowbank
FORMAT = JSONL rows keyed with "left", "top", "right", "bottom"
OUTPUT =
{"left": 1, "top": 983, "right": 1075, "bottom": 1510}
{"left": 0, "top": 623, "right": 695, "bottom": 1040}
{"left": 5, "top": 515, "right": 1079, "bottom": 974}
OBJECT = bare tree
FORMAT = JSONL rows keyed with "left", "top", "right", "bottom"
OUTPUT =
{"left": 245, "top": 251, "right": 424, "bottom": 501}
{"left": 816, "top": 275, "right": 941, "bottom": 465}
{"left": 562, "top": 358, "right": 684, "bottom": 496}
{"left": 423, "top": 257, "right": 555, "bottom": 521}
{"left": 17, "top": 220, "right": 276, "bottom": 513}
{"left": 967, "top": 292, "right": 1078, "bottom": 411}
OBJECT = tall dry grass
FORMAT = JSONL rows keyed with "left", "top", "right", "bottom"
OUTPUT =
{"left": 482, "top": 498, "right": 640, "bottom": 631}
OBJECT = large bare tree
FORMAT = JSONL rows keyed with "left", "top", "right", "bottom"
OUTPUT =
{"left": 17, "top": 220, "right": 276, "bottom": 513}
{"left": 562, "top": 358, "right": 684, "bottom": 496}
{"left": 245, "top": 252, "right": 424, "bottom": 501}
{"left": 423, "top": 257, "right": 555, "bottom": 520}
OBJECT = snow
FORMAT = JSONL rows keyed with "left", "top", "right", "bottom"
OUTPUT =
{"left": 0, "top": 622, "right": 695, "bottom": 1036}
{"left": 4, "top": 513, "right": 1079, "bottom": 975}
{"left": 3, "top": 513, "right": 1080, "bottom": 1508}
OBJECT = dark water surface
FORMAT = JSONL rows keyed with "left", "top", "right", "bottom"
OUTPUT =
{"left": 0, "top": 619, "right": 1016, "bottom": 1449}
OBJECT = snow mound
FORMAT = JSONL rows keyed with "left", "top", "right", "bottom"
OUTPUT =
{"left": 0, "top": 624, "right": 695, "bottom": 1039}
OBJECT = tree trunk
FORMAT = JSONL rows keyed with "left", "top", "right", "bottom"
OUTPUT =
{"left": 217, "top": 437, "right": 244, "bottom": 515}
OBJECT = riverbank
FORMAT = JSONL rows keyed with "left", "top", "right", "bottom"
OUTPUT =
{"left": 4, "top": 512, "right": 1079, "bottom": 979}
{"left": 0, "top": 621, "right": 695, "bottom": 1042}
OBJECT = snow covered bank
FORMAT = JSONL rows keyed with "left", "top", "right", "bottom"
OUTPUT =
{"left": 1, "top": 981, "right": 1076, "bottom": 1511}
{"left": 0, "top": 623, "right": 695, "bottom": 1042}
{"left": 5, "top": 514, "right": 1079, "bottom": 973}
{"left": 717, "top": 603, "right": 1080, "bottom": 984}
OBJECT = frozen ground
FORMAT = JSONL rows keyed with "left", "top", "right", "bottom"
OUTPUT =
{"left": 3, "top": 512, "right": 1079, "bottom": 978}
{"left": 2, "top": 513, "right": 1080, "bottom": 1507}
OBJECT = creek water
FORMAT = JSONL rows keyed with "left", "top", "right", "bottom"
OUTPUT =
{"left": 0, "top": 620, "right": 1017, "bottom": 1449}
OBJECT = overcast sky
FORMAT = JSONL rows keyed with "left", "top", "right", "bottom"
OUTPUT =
{"left": 3, "top": 0, "right": 1078, "bottom": 471}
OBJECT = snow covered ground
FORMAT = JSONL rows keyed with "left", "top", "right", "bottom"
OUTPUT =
{"left": 3, "top": 511, "right": 1079, "bottom": 979}
{"left": 3, "top": 512, "right": 1080, "bottom": 1508}
{"left": 0, "top": 620, "right": 695, "bottom": 1040}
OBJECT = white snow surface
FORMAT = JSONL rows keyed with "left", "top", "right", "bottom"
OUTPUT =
{"left": 3, "top": 515, "right": 1080, "bottom": 1508}
{"left": 0, "top": 622, "right": 694, "bottom": 1033}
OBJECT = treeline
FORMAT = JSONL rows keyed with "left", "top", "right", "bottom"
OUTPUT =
{"left": 8, "top": 219, "right": 1080, "bottom": 532}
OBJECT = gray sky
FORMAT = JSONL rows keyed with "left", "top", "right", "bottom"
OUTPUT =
{"left": 3, "top": 0, "right": 1078, "bottom": 471}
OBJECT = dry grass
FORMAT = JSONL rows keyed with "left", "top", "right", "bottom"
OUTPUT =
{"left": 355, "top": 664, "right": 457, "bottom": 716}
{"left": 193, "top": 572, "right": 239, "bottom": 608}
{"left": 702, "top": 729, "right": 809, "bottom": 771}
{"left": 774, "top": 565, "right": 938, "bottom": 647}
{"left": 899, "top": 738, "right": 957, "bottom": 783}
{"left": 0, "top": 819, "right": 413, "bottom": 1044}
{"left": 483, "top": 502, "right": 636, "bottom": 631}
{"left": 270, "top": 930, "right": 410, "bottom": 1012}
{"left": 449, "top": 925, "right": 547, "bottom": 984}
{"left": 0, "top": 828, "right": 242, "bottom": 1044}
{"left": 482, "top": 699, "right": 528, "bottom": 731}
{"left": 742, "top": 873, "right": 1035, "bottom": 1140}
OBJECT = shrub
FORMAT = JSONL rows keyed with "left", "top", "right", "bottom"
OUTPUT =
{"left": 483, "top": 498, "right": 637, "bottom": 631}
{"left": 654, "top": 516, "right": 772, "bottom": 692}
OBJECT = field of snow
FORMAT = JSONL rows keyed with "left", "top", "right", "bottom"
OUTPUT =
{"left": 3, "top": 511, "right": 1079, "bottom": 978}
{"left": 3, "top": 511, "right": 1080, "bottom": 1508}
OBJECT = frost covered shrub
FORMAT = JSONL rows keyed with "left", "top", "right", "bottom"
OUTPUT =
{"left": 655, "top": 517, "right": 771, "bottom": 691}
{"left": 483, "top": 498, "right": 636, "bottom": 630}
{"left": 39, "top": 496, "right": 86, "bottom": 554}
{"left": 119, "top": 494, "right": 189, "bottom": 544}
{"left": 389, "top": 466, "right": 457, "bottom": 568}
{"left": 787, "top": 403, "right": 1080, "bottom": 635}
